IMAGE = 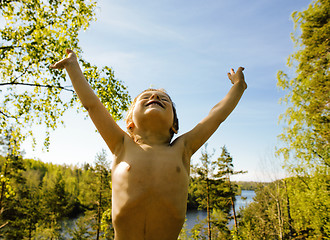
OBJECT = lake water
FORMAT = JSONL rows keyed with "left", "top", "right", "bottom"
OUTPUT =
{"left": 185, "top": 190, "right": 255, "bottom": 232}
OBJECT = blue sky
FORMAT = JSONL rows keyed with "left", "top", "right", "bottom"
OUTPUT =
{"left": 23, "top": 0, "right": 312, "bottom": 181}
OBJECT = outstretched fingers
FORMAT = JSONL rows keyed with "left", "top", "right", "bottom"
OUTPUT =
{"left": 227, "top": 67, "right": 246, "bottom": 86}
{"left": 227, "top": 72, "right": 233, "bottom": 84}
{"left": 228, "top": 67, "right": 244, "bottom": 76}
{"left": 237, "top": 66, "right": 245, "bottom": 72}
{"left": 227, "top": 68, "right": 236, "bottom": 83}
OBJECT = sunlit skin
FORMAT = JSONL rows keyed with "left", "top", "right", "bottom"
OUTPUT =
{"left": 50, "top": 49, "right": 247, "bottom": 240}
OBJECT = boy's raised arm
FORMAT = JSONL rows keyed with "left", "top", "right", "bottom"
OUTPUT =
{"left": 182, "top": 67, "right": 247, "bottom": 156}
{"left": 50, "top": 49, "right": 126, "bottom": 154}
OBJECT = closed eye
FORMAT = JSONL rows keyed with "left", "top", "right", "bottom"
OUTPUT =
{"left": 140, "top": 94, "right": 150, "bottom": 100}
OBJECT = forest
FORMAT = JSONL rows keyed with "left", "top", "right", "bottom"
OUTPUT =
{"left": 0, "top": 143, "right": 328, "bottom": 239}
{"left": 1, "top": 0, "right": 329, "bottom": 239}
{"left": 0, "top": 145, "right": 265, "bottom": 239}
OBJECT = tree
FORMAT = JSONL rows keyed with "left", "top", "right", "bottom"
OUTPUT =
{"left": 0, "top": 153, "right": 46, "bottom": 240}
{"left": 0, "top": 152, "right": 116, "bottom": 238}
{"left": 239, "top": 181, "right": 296, "bottom": 240}
{"left": 0, "top": 0, "right": 131, "bottom": 151}
{"left": 276, "top": 1, "right": 329, "bottom": 238}
{"left": 192, "top": 145, "right": 237, "bottom": 240}
{"left": 238, "top": 177, "right": 330, "bottom": 239}
{"left": 66, "top": 215, "right": 93, "bottom": 240}
{"left": 276, "top": 0, "right": 329, "bottom": 172}
{"left": 93, "top": 150, "right": 112, "bottom": 239}
{"left": 0, "top": 154, "right": 28, "bottom": 239}
{"left": 80, "top": 150, "right": 113, "bottom": 239}
{"left": 0, "top": 128, "right": 17, "bottom": 212}
{"left": 284, "top": 174, "right": 329, "bottom": 238}
{"left": 194, "top": 145, "right": 215, "bottom": 240}
{"left": 42, "top": 171, "right": 73, "bottom": 223}
{"left": 239, "top": 183, "right": 280, "bottom": 240}
{"left": 0, "top": 128, "right": 33, "bottom": 239}
{"left": 216, "top": 146, "right": 246, "bottom": 238}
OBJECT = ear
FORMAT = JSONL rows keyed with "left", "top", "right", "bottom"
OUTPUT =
{"left": 127, "top": 121, "right": 135, "bottom": 131}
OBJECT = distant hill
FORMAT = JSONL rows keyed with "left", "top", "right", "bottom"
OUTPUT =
{"left": 233, "top": 181, "right": 269, "bottom": 191}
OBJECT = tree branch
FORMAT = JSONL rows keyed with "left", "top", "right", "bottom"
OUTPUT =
{"left": 10, "top": 63, "right": 31, "bottom": 83}
{"left": 0, "top": 46, "right": 14, "bottom": 51}
{"left": 0, "top": 82, "right": 75, "bottom": 93}
{"left": 0, "top": 221, "right": 8, "bottom": 230}
{"left": 296, "top": 175, "right": 310, "bottom": 190}
{"left": 0, "top": 109, "right": 18, "bottom": 120}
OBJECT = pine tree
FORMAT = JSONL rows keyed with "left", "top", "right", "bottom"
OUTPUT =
{"left": 192, "top": 145, "right": 242, "bottom": 239}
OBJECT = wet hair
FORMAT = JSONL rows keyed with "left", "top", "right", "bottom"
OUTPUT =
{"left": 125, "top": 88, "right": 179, "bottom": 140}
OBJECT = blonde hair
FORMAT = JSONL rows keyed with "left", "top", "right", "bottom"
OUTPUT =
{"left": 125, "top": 88, "right": 179, "bottom": 139}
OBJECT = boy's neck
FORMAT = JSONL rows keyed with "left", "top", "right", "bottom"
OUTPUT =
{"left": 133, "top": 130, "right": 171, "bottom": 146}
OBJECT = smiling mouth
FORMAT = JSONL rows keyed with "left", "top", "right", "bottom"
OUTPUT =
{"left": 146, "top": 101, "right": 164, "bottom": 108}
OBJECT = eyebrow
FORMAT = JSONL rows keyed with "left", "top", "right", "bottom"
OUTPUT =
{"left": 139, "top": 92, "right": 171, "bottom": 100}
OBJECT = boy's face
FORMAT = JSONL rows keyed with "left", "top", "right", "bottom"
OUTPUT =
{"left": 130, "top": 90, "right": 174, "bottom": 133}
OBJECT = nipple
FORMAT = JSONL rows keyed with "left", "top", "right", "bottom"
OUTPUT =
{"left": 121, "top": 162, "right": 131, "bottom": 171}
{"left": 124, "top": 162, "right": 131, "bottom": 171}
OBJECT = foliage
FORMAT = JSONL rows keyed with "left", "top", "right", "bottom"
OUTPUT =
{"left": 66, "top": 215, "right": 94, "bottom": 240}
{"left": 191, "top": 145, "right": 245, "bottom": 239}
{"left": 87, "top": 149, "right": 113, "bottom": 239}
{"left": 216, "top": 146, "right": 247, "bottom": 237}
{"left": 0, "top": 147, "right": 262, "bottom": 239}
{"left": 192, "top": 146, "right": 232, "bottom": 212}
{"left": 239, "top": 176, "right": 329, "bottom": 239}
{"left": 234, "top": 181, "right": 268, "bottom": 191}
{"left": 33, "top": 222, "right": 64, "bottom": 240}
{"left": 101, "top": 209, "right": 115, "bottom": 240}
{"left": 0, "top": 151, "right": 114, "bottom": 239}
{"left": 239, "top": 181, "right": 289, "bottom": 240}
{"left": 0, "top": 0, "right": 131, "bottom": 152}
{"left": 285, "top": 174, "right": 330, "bottom": 238}
{"left": 273, "top": 1, "right": 330, "bottom": 239}
{"left": 276, "top": 0, "right": 329, "bottom": 172}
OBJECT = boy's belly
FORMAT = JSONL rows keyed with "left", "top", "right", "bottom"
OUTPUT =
{"left": 112, "top": 198, "right": 186, "bottom": 240}
{"left": 112, "top": 160, "right": 189, "bottom": 239}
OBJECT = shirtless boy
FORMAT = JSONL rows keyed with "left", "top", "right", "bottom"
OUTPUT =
{"left": 50, "top": 49, "right": 247, "bottom": 240}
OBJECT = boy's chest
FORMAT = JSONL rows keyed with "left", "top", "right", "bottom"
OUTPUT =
{"left": 113, "top": 144, "right": 189, "bottom": 188}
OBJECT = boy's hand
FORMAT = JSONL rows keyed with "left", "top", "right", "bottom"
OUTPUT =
{"left": 227, "top": 67, "right": 247, "bottom": 89}
{"left": 50, "top": 49, "right": 77, "bottom": 69}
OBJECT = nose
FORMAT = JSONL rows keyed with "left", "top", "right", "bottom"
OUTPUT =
{"left": 150, "top": 93, "right": 160, "bottom": 100}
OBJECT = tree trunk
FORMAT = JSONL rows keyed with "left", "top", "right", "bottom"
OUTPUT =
{"left": 227, "top": 176, "right": 238, "bottom": 235}
{"left": 276, "top": 182, "right": 283, "bottom": 240}
{"left": 96, "top": 175, "right": 103, "bottom": 240}
{"left": 96, "top": 203, "right": 100, "bottom": 240}
{"left": 276, "top": 198, "right": 283, "bottom": 240}
{"left": 284, "top": 180, "right": 294, "bottom": 238}
{"left": 231, "top": 196, "right": 238, "bottom": 233}
{"left": 206, "top": 178, "right": 211, "bottom": 240}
